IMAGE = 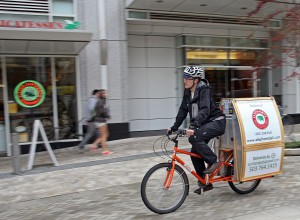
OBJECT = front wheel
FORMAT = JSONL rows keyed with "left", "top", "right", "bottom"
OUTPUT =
{"left": 141, "top": 163, "right": 189, "bottom": 214}
{"left": 228, "top": 179, "right": 261, "bottom": 194}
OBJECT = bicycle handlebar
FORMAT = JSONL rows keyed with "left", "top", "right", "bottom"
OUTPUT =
{"left": 166, "top": 130, "right": 187, "bottom": 143}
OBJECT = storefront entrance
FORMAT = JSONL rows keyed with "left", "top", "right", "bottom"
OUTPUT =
{"left": 204, "top": 67, "right": 268, "bottom": 102}
{"left": 0, "top": 57, "right": 6, "bottom": 154}
{"left": 1, "top": 56, "right": 80, "bottom": 154}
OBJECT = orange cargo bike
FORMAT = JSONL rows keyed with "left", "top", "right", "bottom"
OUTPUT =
{"left": 140, "top": 131, "right": 263, "bottom": 214}
{"left": 141, "top": 97, "right": 285, "bottom": 214}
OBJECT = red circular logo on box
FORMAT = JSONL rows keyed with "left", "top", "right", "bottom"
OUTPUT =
{"left": 252, "top": 109, "right": 269, "bottom": 129}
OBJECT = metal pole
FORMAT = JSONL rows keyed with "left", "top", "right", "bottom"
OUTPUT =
{"left": 11, "top": 133, "right": 21, "bottom": 175}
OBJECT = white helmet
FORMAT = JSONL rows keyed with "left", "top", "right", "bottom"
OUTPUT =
{"left": 183, "top": 66, "right": 204, "bottom": 78}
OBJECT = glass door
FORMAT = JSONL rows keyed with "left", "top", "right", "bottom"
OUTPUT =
{"left": 230, "top": 68, "right": 256, "bottom": 98}
{"left": 0, "top": 57, "right": 6, "bottom": 153}
{"left": 198, "top": 67, "right": 258, "bottom": 102}
{"left": 6, "top": 57, "right": 54, "bottom": 143}
{"left": 5, "top": 56, "right": 79, "bottom": 144}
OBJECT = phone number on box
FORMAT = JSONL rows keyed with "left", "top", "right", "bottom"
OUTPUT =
{"left": 249, "top": 163, "right": 278, "bottom": 172}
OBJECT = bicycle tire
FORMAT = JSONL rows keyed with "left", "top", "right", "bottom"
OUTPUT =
{"left": 228, "top": 179, "right": 261, "bottom": 194}
{"left": 282, "top": 114, "right": 294, "bottom": 136}
{"left": 227, "top": 162, "right": 261, "bottom": 194}
{"left": 141, "top": 163, "right": 189, "bottom": 214}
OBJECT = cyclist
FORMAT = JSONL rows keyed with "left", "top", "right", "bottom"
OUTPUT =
{"left": 168, "top": 66, "right": 226, "bottom": 194}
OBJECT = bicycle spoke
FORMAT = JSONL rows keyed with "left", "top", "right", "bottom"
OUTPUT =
{"left": 142, "top": 164, "right": 188, "bottom": 212}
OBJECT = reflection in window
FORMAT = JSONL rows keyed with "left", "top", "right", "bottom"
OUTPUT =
{"left": 230, "top": 38, "right": 268, "bottom": 48}
{"left": 205, "top": 68, "right": 228, "bottom": 103}
{"left": 229, "top": 49, "right": 262, "bottom": 66}
{"left": 53, "top": 0, "right": 74, "bottom": 15}
{"left": 6, "top": 57, "right": 53, "bottom": 143}
{"left": 5, "top": 57, "right": 78, "bottom": 143}
{"left": 55, "top": 57, "right": 78, "bottom": 139}
{"left": 0, "top": 58, "right": 6, "bottom": 153}
{"left": 185, "top": 36, "right": 228, "bottom": 47}
{"left": 186, "top": 48, "right": 228, "bottom": 65}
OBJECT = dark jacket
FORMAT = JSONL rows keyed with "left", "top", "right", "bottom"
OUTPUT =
{"left": 171, "top": 79, "right": 224, "bottom": 131}
{"left": 92, "top": 99, "right": 110, "bottom": 123}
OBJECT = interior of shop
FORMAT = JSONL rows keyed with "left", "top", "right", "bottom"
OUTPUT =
{"left": 2, "top": 56, "right": 79, "bottom": 151}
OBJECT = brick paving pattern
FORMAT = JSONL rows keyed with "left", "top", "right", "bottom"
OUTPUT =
{"left": 0, "top": 136, "right": 300, "bottom": 219}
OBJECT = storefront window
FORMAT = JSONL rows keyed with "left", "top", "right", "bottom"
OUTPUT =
{"left": 53, "top": 16, "right": 74, "bottom": 23}
{"left": 0, "top": 0, "right": 75, "bottom": 22}
{"left": 0, "top": 14, "right": 48, "bottom": 21}
{"left": 6, "top": 57, "right": 53, "bottom": 143}
{"left": 186, "top": 48, "right": 228, "bottom": 65}
{"left": 229, "top": 49, "right": 259, "bottom": 66}
{"left": 0, "top": 57, "right": 6, "bottom": 153}
{"left": 230, "top": 38, "right": 268, "bottom": 48}
{"left": 185, "top": 36, "right": 228, "bottom": 47}
{"left": 230, "top": 69, "right": 254, "bottom": 98}
{"left": 55, "top": 57, "right": 78, "bottom": 139}
{"left": 4, "top": 56, "right": 78, "bottom": 144}
{"left": 178, "top": 35, "right": 270, "bottom": 102}
{"left": 52, "top": 0, "right": 74, "bottom": 16}
{"left": 204, "top": 68, "right": 228, "bottom": 102}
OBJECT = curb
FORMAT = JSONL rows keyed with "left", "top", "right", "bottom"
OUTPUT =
{"left": 285, "top": 148, "right": 300, "bottom": 156}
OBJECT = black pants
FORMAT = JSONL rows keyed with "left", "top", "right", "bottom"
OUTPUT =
{"left": 188, "top": 118, "right": 226, "bottom": 178}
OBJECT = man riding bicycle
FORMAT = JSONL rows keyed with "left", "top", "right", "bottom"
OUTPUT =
{"left": 168, "top": 66, "right": 226, "bottom": 194}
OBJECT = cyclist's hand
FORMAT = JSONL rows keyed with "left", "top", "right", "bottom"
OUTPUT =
{"left": 167, "top": 129, "right": 172, "bottom": 135}
{"left": 185, "top": 129, "right": 195, "bottom": 137}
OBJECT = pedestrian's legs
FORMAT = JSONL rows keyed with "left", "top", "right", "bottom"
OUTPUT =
{"left": 99, "top": 124, "right": 109, "bottom": 149}
{"left": 78, "top": 122, "right": 96, "bottom": 149}
{"left": 91, "top": 124, "right": 110, "bottom": 151}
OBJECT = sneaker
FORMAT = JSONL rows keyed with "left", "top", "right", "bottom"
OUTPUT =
{"left": 89, "top": 145, "right": 98, "bottom": 153}
{"left": 203, "top": 161, "right": 222, "bottom": 174}
{"left": 75, "top": 146, "right": 85, "bottom": 153}
{"left": 102, "top": 150, "right": 113, "bottom": 155}
{"left": 194, "top": 184, "right": 213, "bottom": 194}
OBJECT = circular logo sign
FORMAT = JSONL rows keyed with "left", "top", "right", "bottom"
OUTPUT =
{"left": 252, "top": 109, "right": 269, "bottom": 129}
{"left": 14, "top": 80, "right": 46, "bottom": 108}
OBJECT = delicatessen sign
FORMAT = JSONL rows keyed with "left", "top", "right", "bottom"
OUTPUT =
{"left": 0, "top": 20, "right": 80, "bottom": 29}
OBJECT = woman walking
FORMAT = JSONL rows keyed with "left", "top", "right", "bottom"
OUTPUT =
{"left": 90, "top": 89, "right": 112, "bottom": 155}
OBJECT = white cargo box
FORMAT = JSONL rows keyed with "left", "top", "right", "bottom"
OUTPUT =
{"left": 219, "top": 97, "right": 285, "bottom": 181}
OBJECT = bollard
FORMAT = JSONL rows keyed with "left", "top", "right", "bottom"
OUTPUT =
{"left": 11, "top": 133, "right": 21, "bottom": 175}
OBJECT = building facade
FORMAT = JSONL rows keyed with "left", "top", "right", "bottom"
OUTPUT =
{"left": 0, "top": 0, "right": 299, "bottom": 156}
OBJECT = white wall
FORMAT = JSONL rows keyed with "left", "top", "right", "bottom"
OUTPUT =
{"left": 127, "top": 28, "right": 271, "bottom": 132}
{"left": 128, "top": 35, "right": 177, "bottom": 131}
{"left": 281, "top": 53, "right": 300, "bottom": 114}
{"left": 78, "top": 0, "right": 129, "bottom": 123}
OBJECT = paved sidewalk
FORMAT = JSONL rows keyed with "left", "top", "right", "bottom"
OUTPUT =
{"left": 0, "top": 133, "right": 299, "bottom": 176}
{"left": 1, "top": 135, "right": 300, "bottom": 219}
{"left": 0, "top": 135, "right": 190, "bottom": 176}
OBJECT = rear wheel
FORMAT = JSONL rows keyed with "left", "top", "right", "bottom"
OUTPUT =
{"left": 227, "top": 160, "right": 261, "bottom": 194}
{"left": 141, "top": 163, "right": 189, "bottom": 214}
{"left": 228, "top": 179, "right": 261, "bottom": 194}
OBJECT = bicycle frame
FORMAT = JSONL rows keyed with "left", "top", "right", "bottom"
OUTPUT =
{"left": 164, "top": 141, "right": 234, "bottom": 189}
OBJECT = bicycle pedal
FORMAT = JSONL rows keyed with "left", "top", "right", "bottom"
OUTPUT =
{"left": 194, "top": 188, "right": 205, "bottom": 195}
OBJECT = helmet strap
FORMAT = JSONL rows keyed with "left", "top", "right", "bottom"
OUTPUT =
{"left": 189, "top": 78, "right": 199, "bottom": 92}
